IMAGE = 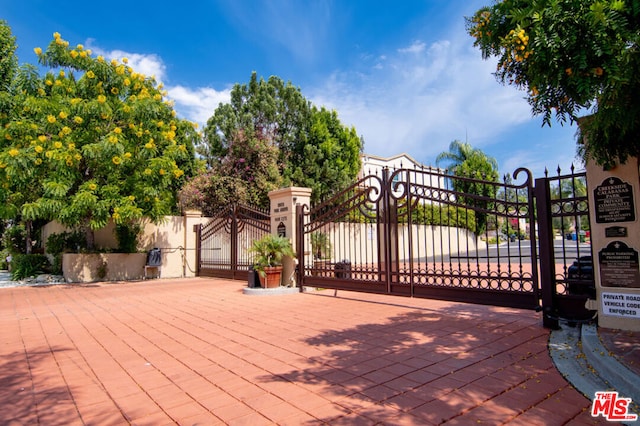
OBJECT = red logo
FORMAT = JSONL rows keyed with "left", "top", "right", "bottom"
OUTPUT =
{"left": 591, "top": 391, "right": 638, "bottom": 422}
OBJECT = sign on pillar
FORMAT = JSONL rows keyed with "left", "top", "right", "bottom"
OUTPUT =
{"left": 268, "top": 187, "right": 312, "bottom": 287}
{"left": 587, "top": 158, "right": 640, "bottom": 331}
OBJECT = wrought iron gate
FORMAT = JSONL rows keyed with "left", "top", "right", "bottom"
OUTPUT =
{"left": 535, "top": 166, "right": 596, "bottom": 327}
{"left": 196, "top": 204, "right": 270, "bottom": 280}
{"left": 297, "top": 166, "right": 542, "bottom": 310}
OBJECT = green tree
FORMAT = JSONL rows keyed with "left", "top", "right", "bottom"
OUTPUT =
{"left": 201, "top": 72, "right": 362, "bottom": 206}
{"left": 0, "top": 31, "right": 198, "bottom": 249}
{"left": 286, "top": 107, "right": 362, "bottom": 204}
{"left": 436, "top": 140, "right": 499, "bottom": 235}
{"left": 467, "top": 0, "right": 640, "bottom": 167}
{"left": 0, "top": 20, "right": 17, "bottom": 91}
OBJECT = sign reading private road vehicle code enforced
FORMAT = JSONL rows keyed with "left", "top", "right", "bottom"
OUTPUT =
{"left": 594, "top": 177, "right": 635, "bottom": 223}
{"left": 601, "top": 292, "right": 640, "bottom": 319}
{"left": 599, "top": 241, "right": 640, "bottom": 289}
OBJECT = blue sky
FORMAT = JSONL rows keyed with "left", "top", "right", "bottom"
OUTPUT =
{"left": 3, "top": 0, "right": 583, "bottom": 178}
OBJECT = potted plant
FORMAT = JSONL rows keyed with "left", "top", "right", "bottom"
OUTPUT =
{"left": 249, "top": 234, "right": 295, "bottom": 288}
{"left": 310, "top": 231, "right": 332, "bottom": 277}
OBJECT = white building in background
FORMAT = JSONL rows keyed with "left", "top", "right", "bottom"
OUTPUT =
{"left": 359, "top": 153, "right": 449, "bottom": 195}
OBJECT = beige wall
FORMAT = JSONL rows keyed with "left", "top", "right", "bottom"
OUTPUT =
{"left": 42, "top": 211, "right": 209, "bottom": 280}
{"left": 301, "top": 222, "right": 477, "bottom": 266}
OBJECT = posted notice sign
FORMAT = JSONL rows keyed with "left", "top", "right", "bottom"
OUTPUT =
{"left": 601, "top": 292, "right": 640, "bottom": 319}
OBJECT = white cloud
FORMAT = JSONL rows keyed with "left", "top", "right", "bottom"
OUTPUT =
{"left": 85, "top": 40, "right": 167, "bottom": 82}
{"left": 83, "top": 40, "right": 230, "bottom": 126}
{"left": 168, "top": 86, "right": 231, "bottom": 126}
{"left": 398, "top": 41, "right": 426, "bottom": 54}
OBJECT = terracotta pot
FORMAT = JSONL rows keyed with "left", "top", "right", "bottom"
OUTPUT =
{"left": 259, "top": 266, "right": 283, "bottom": 288}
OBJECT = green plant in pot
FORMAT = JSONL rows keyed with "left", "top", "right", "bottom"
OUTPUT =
{"left": 310, "top": 231, "right": 332, "bottom": 277}
{"left": 249, "top": 234, "right": 295, "bottom": 288}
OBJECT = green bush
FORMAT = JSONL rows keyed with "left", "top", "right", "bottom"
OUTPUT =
{"left": 10, "top": 254, "right": 50, "bottom": 280}
{"left": 46, "top": 230, "right": 86, "bottom": 255}
{"left": 114, "top": 223, "right": 141, "bottom": 253}
{"left": 2, "top": 225, "right": 26, "bottom": 254}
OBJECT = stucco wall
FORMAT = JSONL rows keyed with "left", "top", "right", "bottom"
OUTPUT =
{"left": 42, "top": 211, "right": 208, "bottom": 280}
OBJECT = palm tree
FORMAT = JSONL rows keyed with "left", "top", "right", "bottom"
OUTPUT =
{"left": 436, "top": 140, "right": 498, "bottom": 172}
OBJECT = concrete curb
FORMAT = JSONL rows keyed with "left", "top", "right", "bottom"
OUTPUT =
{"left": 549, "top": 321, "right": 640, "bottom": 424}
{"left": 581, "top": 323, "right": 640, "bottom": 404}
{"left": 242, "top": 286, "right": 299, "bottom": 296}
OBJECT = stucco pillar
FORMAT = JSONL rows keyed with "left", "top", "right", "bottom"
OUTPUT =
{"left": 183, "top": 209, "right": 202, "bottom": 278}
{"left": 586, "top": 158, "right": 640, "bottom": 331}
{"left": 268, "top": 187, "right": 312, "bottom": 287}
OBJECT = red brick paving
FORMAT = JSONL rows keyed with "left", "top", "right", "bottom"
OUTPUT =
{"left": 0, "top": 278, "right": 608, "bottom": 425}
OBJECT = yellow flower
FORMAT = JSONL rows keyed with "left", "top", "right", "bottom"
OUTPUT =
{"left": 68, "top": 142, "right": 75, "bottom": 149}
{"left": 47, "top": 115, "right": 56, "bottom": 123}
{"left": 97, "top": 95, "right": 106, "bottom": 103}
{"left": 108, "top": 135, "right": 118, "bottom": 144}
{"left": 111, "top": 59, "right": 118, "bottom": 66}
{"left": 62, "top": 126, "right": 72, "bottom": 135}
{"left": 178, "top": 144, "right": 187, "bottom": 152}
{"left": 128, "top": 195, "right": 135, "bottom": 201}
{"left": 122, "top": 57, "right": 129, "bottom": 64}
{"left": 88, "top": 183, "right": 97, "bottom": 191}
{"left": 79, "top": 51, "right": 87, "bottom": 58}
{"left": 154, "top": 94, "right": 162, "bottom": 101}
{"left": 123, "top": 105, "right": 131, "bottom": 113}
{"left": 123, "top": 78, "right": 131, "bottom": 86}
{"left": 59, "top": 111, "right": 68, "bottom": 119}
{"left": 97, "top": 55, "right": 104, "bottom": 63}
{"left": 53, "top": 32, "right": 61, "bottom": 39}
{"left": 38, "top": 135, "right": 47, "bottom": 142}
{"left": 35, "top": 145, "right": 43, "bottom": 153}
{"left": 54, "top": 141, "right": 63, "bottom": 149}
{"left": 112, "top": 156, "right": 122, "bottom": 165}
{"left": 66, "top": 157, "right": 73, "bottom": 166}
{"left": 111, "top": 87, "right": 119, "bottom": 95}
{"left": 8, "top": 148, "right": 19, "bottom": 157}
{"left": 71, "top": 98, "right": 82, "bottom": 105}
{"left": 0, "top": 162, "right": 6, "bottom": 168}
{"left": 45, "top": 80, "right": 53, "bottom": 86}
{"left": 116, "top": 65, "right": 125, "bottom": 75}
{"left": 70, "top": 50, "right": 79, "bottom": 59}
{"left": 156, "top": 121, "right": 164, "bottom": 127}
{"left": 37, "top": 88, "right": 45, "bottom": 96}
{"left": 159, "top": 169, "right": 166, "bottom": 175}
{"left": 173, "top": 169, "right": 184, "bottom": 178}
{"left": 76, "top": 44, "right": 84, "bottom": 50}
{"left": 34, "top": 47, "right": 42, "bottom": 55}
{"left": 35, "top": 158, "right": 42, "bottom": 165}
{"left": 143, "top": 168, "right": 152, "bottom": 175}
{"left": 124, "top": 152, "right": 132, "bottom": 159}
{"left": 59, "top": 70, "right": 65, "bottom": 77}
{"left": 114, "top": 127, "right": 122, "bottom": 134}
{"left": 74, "top": 153, "right": 81, "bottom": 161}
{"left": 74, "top": 116, "right": 83, "bottom": 124}
{"left": 86, "top": 70, "right": 95, "bottom": 79}
{"left": 4, "top": 134, "right": 11, "bottom": 140}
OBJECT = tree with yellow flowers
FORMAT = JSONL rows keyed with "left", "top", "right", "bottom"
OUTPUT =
{"left": 467, "top": 0, "right": 640, "bottom": 168}
{"left": 0, "top": 28, "right": 198, "bottom": 250}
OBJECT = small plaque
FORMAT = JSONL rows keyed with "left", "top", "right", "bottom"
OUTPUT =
{"left": 605, "top": 226, "right": 628, "bottom": 238}
{"left": 599, "top": 241, "right": 640, "bottom": 288}
{"left": 277, "top": 222, "right": 286, "bottom": 237}
{"left": 594, "top": 177, "right": 635, "bottom": 223}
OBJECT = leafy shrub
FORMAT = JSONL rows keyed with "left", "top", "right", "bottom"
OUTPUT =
{"left": 10, "top": 254, "right": 50, "bottom": 280}
{"left": 46, "top": 230, "right": 87, "bottom": 255}
{"left": 2, "top": 225, "right": 26, "bottom": 254}
{"left": 114, "top": 223, "right": 141, "bottom": 253}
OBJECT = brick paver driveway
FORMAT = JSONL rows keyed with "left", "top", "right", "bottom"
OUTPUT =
{"left": 0, "top": 278, "right": 603, "bottom": 425}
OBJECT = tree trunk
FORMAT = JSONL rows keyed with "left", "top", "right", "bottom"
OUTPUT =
{"left": 84, "top": 224, "right": 95, "bottom": 251}
{"left": 24, "top": 220, "right": 32, "bottom": 254}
